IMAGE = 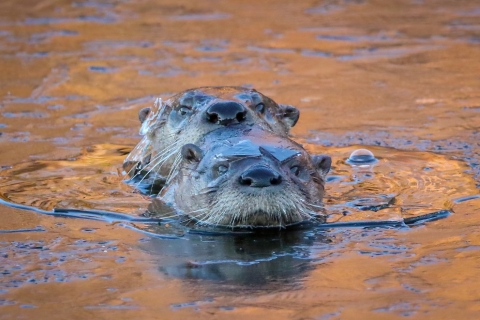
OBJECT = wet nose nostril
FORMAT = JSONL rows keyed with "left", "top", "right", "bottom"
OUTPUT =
{"left": 239, "top": 167, "right": 282, "bottom": 188}
{"left": 270, "top": 175, "right": 282, "bottom": 185}
{"left": 205, "top": 101, "right": 246, "bottom": 125}
{"left": 207, "top": 112, "right": 219, "bottom": 124}
{"left": 239, "top": 176, "right": 253, "bottom": 186}
{"left": 236, "top": 111, "right": 247, "bottom": 122}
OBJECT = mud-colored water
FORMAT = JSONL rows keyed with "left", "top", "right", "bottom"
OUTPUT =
{"left": 1, "top": 0, "right": 480, "bottom": 319}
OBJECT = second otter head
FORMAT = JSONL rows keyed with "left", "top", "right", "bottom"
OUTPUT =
{"left": 126, "top": 86, "right": 300, "bottom": 180}
{"left": 141, "top": 86, "right": 299, "bottom": 134}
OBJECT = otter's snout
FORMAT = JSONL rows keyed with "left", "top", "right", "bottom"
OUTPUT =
{"left": 206, "top": 101, "right": 247, "bottom": 125}
{"left": 239, "top": 166, "right": 282, "bottom": 188}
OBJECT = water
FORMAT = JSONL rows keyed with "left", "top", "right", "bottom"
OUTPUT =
{"left": 1, "top": 0, "right": 480, "bottom": 318}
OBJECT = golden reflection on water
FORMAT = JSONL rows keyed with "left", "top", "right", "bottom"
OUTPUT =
{"left": 1, "top": 0, "right": 480, "bottom": 318}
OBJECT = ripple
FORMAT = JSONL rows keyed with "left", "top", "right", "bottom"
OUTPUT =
{"left": 305, "top": 4, "right": 344, "bottom": 14}
{"left": 88, "top": 66, "right": 117, "bottom": 73}
{"left": 337, "top": 45, "right": 445, "bottom": 61}
{"left": 169, "top": 13, "right": 231, "bottom": 21}
{"left": 301, "top": 49, "right": 332, "bottom": 57}
{"left": 247, "top": 46, "right": 295, "bottom": 54}
{"left": 309, "top": 145, "right": 477, "bottom": 224}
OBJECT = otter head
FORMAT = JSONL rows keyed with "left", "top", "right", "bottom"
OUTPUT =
{"left": 163, "top": 139, "right": 331, "bottom": 228}
{"left": 126, "top": 87, "right": 300, "bottom": 180}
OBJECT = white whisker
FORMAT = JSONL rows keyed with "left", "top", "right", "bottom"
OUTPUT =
{"left": 132, "top": 142, "right": 180, "bottom": 188}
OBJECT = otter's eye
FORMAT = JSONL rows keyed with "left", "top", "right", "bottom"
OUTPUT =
{"left": 217, "top": 165, "right": 229, "bottom": 174}
{"left": 290, "top": 166, "right": 300, "bottom": 176}
{"left": 255, "top": 103, "right": 265, "bottom": 114}
{"left": 179, "top": 106, "right": 191, "bottom": 116}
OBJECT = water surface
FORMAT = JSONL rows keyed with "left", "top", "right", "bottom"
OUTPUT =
{"left": 1, "top": 0, "right": 480, "bottom": 319}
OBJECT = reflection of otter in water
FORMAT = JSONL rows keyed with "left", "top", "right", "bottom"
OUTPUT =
{"left": 159, "top": 126, "right": 331, "bottom": 228}
{"left": 123, "top": 87, "right": 300, "bottom": 187}
{"left": 143, "top": 228, "right": 333, "bottom": 287}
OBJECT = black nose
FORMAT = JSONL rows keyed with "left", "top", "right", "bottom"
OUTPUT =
{"left": 239, "top": 166, "right": 282, "bottom": 188}
{"left": 206, "top": 101, "right": 247, "bottom": 125}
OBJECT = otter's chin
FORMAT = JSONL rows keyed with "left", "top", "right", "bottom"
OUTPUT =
{"left": 238, "top": 210, "right": 303, "bottom": 227}
{"left": 192, "top": 207, "right": 314, "bottom": 228}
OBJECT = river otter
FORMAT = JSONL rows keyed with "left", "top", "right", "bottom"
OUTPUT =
{"left": 158, "top": 126, "right": 331, "bottom": 228}
{"left": 123, "top": 87, "right": 300, "bottom": 190}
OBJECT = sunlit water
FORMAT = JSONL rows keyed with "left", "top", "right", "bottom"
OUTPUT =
{"left": 1, "top": 0, "right": 480, "bottom": 319}
{"left": 0, "top": 143, "right": 470, "bottom": 229}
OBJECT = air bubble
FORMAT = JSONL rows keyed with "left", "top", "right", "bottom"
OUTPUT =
{"left": 346, "top": 149, "right": 378, "bottom": 165}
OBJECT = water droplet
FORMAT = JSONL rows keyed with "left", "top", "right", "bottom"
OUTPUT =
{"left": 346, "top": 149, "right": 378, "bottom": 165}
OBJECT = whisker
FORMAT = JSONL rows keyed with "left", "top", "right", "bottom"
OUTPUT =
{"left": 133, "top": 143, "right": 180, "bottom": 188}
{"left": 166, "top": 152, "right": 182, "bottom": 183}
{"left": 188, "top": 210, "right": 213, "bottom": 226}
{"left": 299, "top": 198, "right": 325, "bottom": 209}
{"left": 124, "top": 131, "right": 178, "bottom": 166}
{"left": 195, "top": 187, "right": 219, "bottom": 196}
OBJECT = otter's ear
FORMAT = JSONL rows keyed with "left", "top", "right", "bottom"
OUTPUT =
{"left": 138, "top": 107, "right": 151, "bottom": 124}
{"left": 311, "top": 154, "right": 332, "bottom": 177}
{"left": 181, "top": 144, "right": 204, "bottom": 163}
{"left": 279, "top": 104, "right": 300, "bottom": 128}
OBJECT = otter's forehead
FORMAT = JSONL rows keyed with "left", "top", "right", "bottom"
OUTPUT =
{"left": 260, "top": 145, "right": 302, "bottom": 163}
{"left": 188, "top": 86, "right": 257, "bottom": 99}
{"left": 171, "top": 87, "right": 264, "bottom": 107}
{"left": 215, "top": 140, "right": 301, "bottom": 162}
{"left": 176, "top": 90, "right": 214, "bottom": 108}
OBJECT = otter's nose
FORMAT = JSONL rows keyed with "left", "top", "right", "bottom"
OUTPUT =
{"left": 239, "top": 166, "right": 282, "bottom": 188}
{"left": 206, "top": 101, "right": 247, "bottom": 125}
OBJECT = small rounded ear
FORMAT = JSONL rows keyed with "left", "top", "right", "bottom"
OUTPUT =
{"left": 181, "top": 144, "right": 203, "bottom": 163}
{"left": 311, "top": 154, "right": 332, "bottom": 177}
{"left": 279, "top": 104, "right": 300, "bottom": 128}
{"left": 138, "top": 107, "right": 151, "bottom": 124}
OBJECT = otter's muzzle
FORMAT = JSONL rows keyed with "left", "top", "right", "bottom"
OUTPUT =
{"left": 239, "top": 166, "right": 282, "bottom": 188}
{"left": 206, "top": 101, "right": 247, "bottom": 125}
